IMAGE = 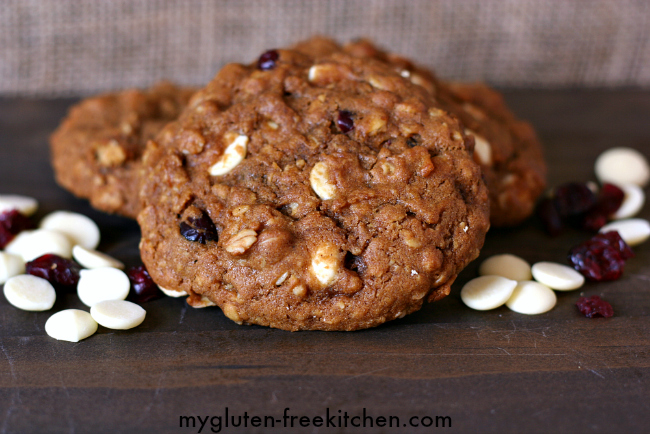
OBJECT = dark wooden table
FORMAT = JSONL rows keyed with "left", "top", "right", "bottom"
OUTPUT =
{"left": 0, "top": 90, "right": 648, "bottom": 433}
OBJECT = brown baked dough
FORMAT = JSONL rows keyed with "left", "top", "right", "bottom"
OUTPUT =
{"left": 337, "top": 38, "right": 547, "bottom": 227}
{"left": 138, "top": 46, "right": 490, "bottom": 330}
{"left": 50, "top": 82, "right": 196, "bottom": 218}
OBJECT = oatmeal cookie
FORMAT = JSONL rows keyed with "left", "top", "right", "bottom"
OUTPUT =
{"left": 50, "top": 82, "right": 196, "bottom": 218}
{"left": 138, "top": 47, "right": 490, "bottom": 331}
{"left": 300, "top": 37, "right": 546, "bottom": 227}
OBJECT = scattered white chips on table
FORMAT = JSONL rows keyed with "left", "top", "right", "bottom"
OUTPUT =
{"left": 599, "top": 218, "right": 650, "bottom": 247}
{"left": 460, "top": 275, "right": 517, "bottom": 311}
{"left": 77, "top": 267, "right": 130, "bottom": 307}
{"left": 39, "top": 211, "right": 100, "bottom": 250}
{"left": 612, "top": 184, "right": 645, "bottom": 220}
{"left": 506, "top": 281, "right": 557, "bottom": 315}
{"left": 0, "top": 252, "right": 26, "bottom": 284}
{"left": 0, "top": 195, "right": 38, "bottom": 216}
{"left": 45, "top": 309, "right": 98, "bottom": 342}
{"left": 90, "top": 300, "right": 146, "bottom": 330}
{"left": 72, "top": 245, "right": 124, "bottom": 269}
{"left": 3, "top": 275, "right": 56, "bottom": 311}
{"left": 5, "top": 229, "right": 73, "bottom": 262}
{"left": 595, "top": 147, "right": 650, "bottom": 187}
{"left": 478, "top": 254, "right": 532, "bottom": 281}
{"left": 531, "top": 262, "right": 585, "bottom": 291}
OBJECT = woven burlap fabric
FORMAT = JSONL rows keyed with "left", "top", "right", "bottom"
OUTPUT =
{"left": 1, "top": 0, "right": 649, "bottom": 96}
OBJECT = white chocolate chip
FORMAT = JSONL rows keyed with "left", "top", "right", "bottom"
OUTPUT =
{"left": 0, "top": 195, "right": 38, "bottom": 216}
{"left": 311, "top": 243, "right": 341, "bottom": 286}
{"left": 479, "top": 254, "right": 532, "bottom": 281}
{"left": 39, "top": 211, "right": 100, "bottom": 250}
{"left": 5, "top": 229, "right": 72, "bottom": 261}
{"left": 159, "top": 286, "right": 187, "bottom": 297}
{"left": 466, "top": 129, "right": 492, "bottom": 166}
{"left": 506, "top": 281, "right": 557, "bottom": 315}
{"left": 460, "top": 276, "right": 517, "bottom": 311}
{"left": 267, "top": 121, "right": 279, "bottom": 130}
{"left": 90, "top": 300, "right": 146, "bottom": 330}
{"left": 209, "top": 134, "right": 248, "bottom": 176}
{"left": 77, "top": 267, "right": 130, "bottom": 307}
{"left": 612, "top": 184, "right": 645, "bottom": 220}
{"left": 595, "top": 147, "right": 650, "bottom": 187}
{"left": 3, "top": 275, "right": 56, "bottom": 311}
{"left": 72, "top": 245, "right": 124, "bottom": 269}
{"left": 275, "top": 271, "right": 289, "bottom": 286}
{"left": 224, "top": 229, "right": 258, "bottom": 254}
{"left": 45, "top": 309, "right": 97, "bottom": 342}
{"left": 0, "top": 252, "right": 25, "bottom": 284}
{"left": 599, "top": 218, "right": 650, "bottom": 246}
{"left": 309, "top": 162, "right": 336, "bottom": 200}
{"left": 531, "top": 262, "right": 585, "bottom": 291}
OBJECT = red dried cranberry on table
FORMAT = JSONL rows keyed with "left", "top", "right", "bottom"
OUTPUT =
{"left": 576, "top": 295, "right": 614, "bottom": 318}
{"left": 582, "top": 183, "right": 625, "bottom": 231}
{"left": 537, "top": 197, "right": 564, "bottom": 236}
{"left": 568, "top": 231, "right": 634, "bottom": 281}
{"left": 0, "top": 209, "right": 34, "bottom": 248}
{"left": 25, "top": 254, "right": 82, "bottom": 291}
{"left": 127, "top": 265, "right": 162, "bottom": 303}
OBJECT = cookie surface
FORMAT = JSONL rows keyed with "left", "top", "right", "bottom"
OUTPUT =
{"left": 332, "top": 38, "right": 547, "bottom": 226}
{"left": 50, "top": 82, "right": 195, "bottom": 218}
{"left": 138, "top": 47, "right": 490, "bottom": 331}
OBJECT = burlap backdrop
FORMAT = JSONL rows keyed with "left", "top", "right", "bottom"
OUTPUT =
{"left": 1, "top": 0, "right": 649, "bottom": 96}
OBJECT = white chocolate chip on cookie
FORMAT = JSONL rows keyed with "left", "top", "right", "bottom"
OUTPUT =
{"left": 466, "top": 129, "right": 492, "bottom": 166}
{"left": 209, "top": 133, "right": 248, "bottom": 176}
{"left": 310, "top": 162, "right": 336, "bottom": 200}
{"left": 311, "top": 243, "right": 341, "bottom": 286}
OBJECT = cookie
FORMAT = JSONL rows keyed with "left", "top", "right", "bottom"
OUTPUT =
{"left": 300, "top": 37, "right": 546, "bottom": 227}
{"left": 138, "top": 46, "right": 490, "bottom": 331}
{"left": 50, "top": 82, "right": 196, "bottom": 218}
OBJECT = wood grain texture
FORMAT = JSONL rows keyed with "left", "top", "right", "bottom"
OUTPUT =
{"left": 0, "top": 90, "right": 649, "bottom": 433}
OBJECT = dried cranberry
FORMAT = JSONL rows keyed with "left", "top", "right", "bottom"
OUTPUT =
{"left": 568, "top": 231, "right": 634, "bottom": 281}
{"left": 127, "top": 265, "right": 162, "bottom": 303}
{"left": 0, "top": 210, "right": 34, "bottom": 248}
{"left": 26, "top": 254, "right": 81, "bottom": 291}
{"left": 553, "top": 182, "right": 596, "bottom": 218}
{"left": 537, "top": 197, "right": 564, "bottom": 236}
{"left": 582, "top": 183, "right": 625, "bottom": 231}
{"left": 576, "top": 296, "right": 613, "bottom": 318}
{"left": 257, "top": 50, "right": 279, "bottom": 70}
{"left": 337, "top": 110, "right": 354, "bottom": 133}
{"left": 179, "top": 212, "right": 218, "bottom": 244}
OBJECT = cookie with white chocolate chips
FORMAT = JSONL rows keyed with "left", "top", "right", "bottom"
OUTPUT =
{"left": 138, "top": 47, "right": 490, "bottom": 331}
{"left": 308, "top": 37, "right": 547, "bottom": 227}
{"left": 50, "top": 82, "right": 196, "bottom": 218}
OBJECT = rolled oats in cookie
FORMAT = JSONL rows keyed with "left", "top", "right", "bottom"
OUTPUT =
{"left": 138, "top": 46, "right": 490, "bottom": 331}
{"left": 50, "top": 82, "right": 196, "bottom": 218}
{"left": 325, "top": 37, "right": 547, "bottom": 227}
